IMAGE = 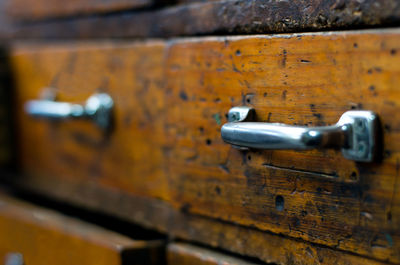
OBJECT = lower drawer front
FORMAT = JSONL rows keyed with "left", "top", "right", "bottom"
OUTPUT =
{"left": 167, "top": 243, "right": 258, "bottom": 265}
{"left": 0, "top": 192, "right": 163, "bottom": 265}
{"left": 11, "top": 29, "right": 400, "bottom": 263}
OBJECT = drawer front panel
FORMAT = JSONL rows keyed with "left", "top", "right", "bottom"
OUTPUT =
{"left": 0, "top": 193, "right": 164, "bottom": 265}
{"left": 6, "top": 0, "right": 153, "bottom": 21}
{"left": 12, "top": 29, "right": 400, "bottom": 263}
{"left": 165, "top": 30, "right": 400, "bottom": 262}
{"left": 13, "top": 42, "right": 170, "bottom": 201}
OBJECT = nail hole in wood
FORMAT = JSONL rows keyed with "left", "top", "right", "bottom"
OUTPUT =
{"left": 275, "top": 195, "right": 284, "bottom": 211}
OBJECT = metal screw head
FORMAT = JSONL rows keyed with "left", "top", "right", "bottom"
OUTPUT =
{"left": 357, "top": 141, "right": 367, "bottom": 156}
{"left": 227, "top": 106, "right": 255, "bottom": 122}
{"left": 354, "top": 118, "right": 366, "bottom": 133}
{"left": 228, "top": 113, "right": 238, "bottom": 122}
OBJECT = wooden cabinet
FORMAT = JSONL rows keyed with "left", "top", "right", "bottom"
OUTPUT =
{"left": 1, "top": 1, "right": 400, "bottom": 265}
{"left": 9, "top": 29, "right": 400, "bottom": 264}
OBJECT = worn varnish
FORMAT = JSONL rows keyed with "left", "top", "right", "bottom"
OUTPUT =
{"left": 167, "top": 242, "right": 389, "bottom": 265}
{"left": 11, "top": 174, "right": 390, "bottom": 265}
{"left": 165, "top": 29, "right": 400, "bottom": 263}
{"left": 6, "top": 0, "right": 153, "bottom": 21}
{"left": 13, "top": 41, "right": 170, "bottom": 202}
{"left": 11, "top": 0, "right": 400, "bottom": 39}
{"left": 167, "top": 242, "right": 261, "bottom": 265}
{"left": 0, "top": 191, "right": 164, "bottom": 265}
{"left": 10, "top": 29, "right": 400, "bottom": 263}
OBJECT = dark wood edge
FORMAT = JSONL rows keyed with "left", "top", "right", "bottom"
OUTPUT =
{"left": 5, "top": 0, "right": 154, "bottom": 21}
{"left": 5, "top": 0, "right": 400, "bottom": 39}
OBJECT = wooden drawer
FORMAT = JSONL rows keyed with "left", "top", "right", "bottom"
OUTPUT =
{"left": 5, "top": 0, "right": 155, "bottom": 21}
{"left": 11, "top": 29, "right": 400, "bottom": 263}
{"left": 13, "top": 41, "right": 169, "bottom": 202}
{"left": 167, "top": 243, "right": 259, "bottom": 265}
{"left": 0, "top": 192, "right": 164, "bottom": 265}
{"left": 9, "top": 1, "right": 400, "bottom": 39}
{"left": 166, "top": 242, "right": 389, "bottom": 265}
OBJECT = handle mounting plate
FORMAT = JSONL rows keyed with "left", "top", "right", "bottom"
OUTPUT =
{"left": 337, "top": 111, "right": 379, "bottom": 162}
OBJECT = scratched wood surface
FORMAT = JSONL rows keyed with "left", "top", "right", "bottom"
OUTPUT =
{"left": 167, "top": 242, "right": 261, "bottom": 265}
{"left": 0, "top": 191, "right": 164, "bottom": 265}
{"left": 10, "top": 29, "right": 400, "bottom": 263}
{"left": 166, "top": 242, "right": 390, "bottom": 265}
{"left": 165, "top": 29, "right": 400, "bottom": 263}
{"left": 10, "top": 0, "right": 400, "bottom": 39}
{"left": 8, "top": 173, "right": 390, "bottom": 265}
{"left": 5, "top": 0, "right": 153, "bottom": 21}
{"left": 12, "top": 41, "right": 171, "bottom": 202}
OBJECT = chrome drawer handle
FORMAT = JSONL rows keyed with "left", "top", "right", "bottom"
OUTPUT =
{"left": 25, "top": 93, "right": 114, "bottom": 130}
{"left": 221, "top": 106, "right": 380, "bottom": 162}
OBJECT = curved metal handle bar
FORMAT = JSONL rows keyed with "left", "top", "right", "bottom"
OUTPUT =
{"left": 222, "top": 123, "right": 349, "bottom": 150}
{"left": 221, "top": 106, "right": 379, "bottom": 162}
{"left": 25, "top": 93, "right": 114, "bottom": 130}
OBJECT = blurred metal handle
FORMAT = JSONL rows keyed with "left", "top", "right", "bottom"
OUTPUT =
{"left": 25, "top": 93, "right": 114, "bottom": 130}
{"left": 221, "top": 106, "right": 379, "bottom": 162}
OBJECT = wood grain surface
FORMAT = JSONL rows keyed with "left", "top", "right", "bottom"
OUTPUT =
{"left": 167, "top": 242, "right": 261, "bottom": 265}
{"left": 164, "top": 29, "right": 400, "bottom": 263}
{"left": 6, "top": 0, "right": 153, "bottom": 20}
{"left": 10, "top": 29, "right": 400, "bottom": 263}
{"left": 8, "top": 174, "right": 390, "bottom": 265}
{"left": 0, "top": 191, "right": 164, "bottom": 265}
{"left": 10, "top": 0, "right": 400, "bottom": 39}
{"left": 13, "top": 41, "right": 170, "bottom": 202}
